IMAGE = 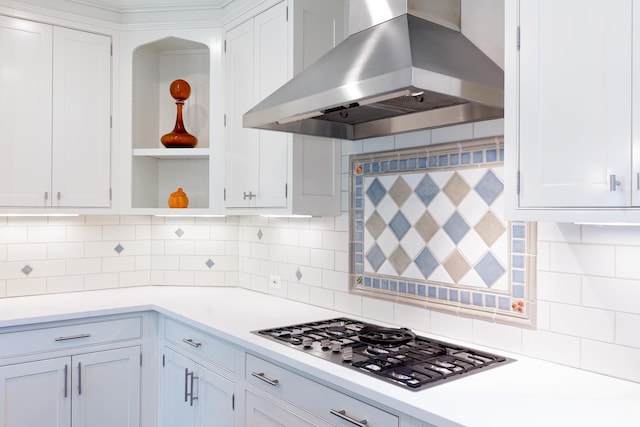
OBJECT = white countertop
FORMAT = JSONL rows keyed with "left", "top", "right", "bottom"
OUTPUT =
{"left": 1, "top": 286, "right": 638, "bottom": 427}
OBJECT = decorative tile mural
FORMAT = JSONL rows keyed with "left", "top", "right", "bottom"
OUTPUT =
{"left": 350, "top": 137, "right": 536, "bottom": 326}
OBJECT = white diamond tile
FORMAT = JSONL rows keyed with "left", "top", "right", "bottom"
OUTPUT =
{"left": 459, "top": 268, "right": 485, "bottom": 288}
{"left": 400, "top": 229, "right": 426, "bottom": 259}
{"left": 428, "top": 192, "right": 456, "bottom": 226}
{"left": 376, "top": 197, "right": 398, "bottom": 223}
{"left": 492, "top": 273, "right": 509, "bottom": 292}
{"left": 402, "top": 193, "right": 426, "bottom": 225}
{"left": 457, "top": 231, "right": 489, "bottom": 265}
{"left": 429, "top": 170, "right": 455, "bottom": 189}
{"left": 377, "top": 259, "right": 396, "bottom": 276}
{"left": 377, "top": 228, "right": 398, "bottom": 257}
{"left": 457, "top": 192, "right": 489, "bottom": 226}
{"left": 402, "top": 263, "right": 423, "bottom": 281}
{"left": 458, "top": 167, "right": 490, "bottom": 188}
{"left": 428, "top": 229, "right": 456, "bottom": 263}
{"left": 489, "top": 234, "right": 509, "bottom": 266}
{"left": 363, "top": 228, "right": 374, "bottom": 254}
{"left": 430, "top": 265, "right": 453, "bottom": 284}
{"left": 403, "top": 173, "right": 425, "bottom": 190}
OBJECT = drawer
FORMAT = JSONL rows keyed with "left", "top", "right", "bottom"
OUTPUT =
{"left": 0, "top": 316, "right": 142, "bottom": 359}
{"left": 164, "top": 317, "right": 236, "bottom": 373}
{"left": 246, "top": 353, "right": 399, "bottom": 427}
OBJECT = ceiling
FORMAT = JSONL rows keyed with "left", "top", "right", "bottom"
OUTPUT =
{"left": 68, "top": 0, "right": 235, "bottom": 12}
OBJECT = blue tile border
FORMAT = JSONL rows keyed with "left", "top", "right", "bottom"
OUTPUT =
{"left": 350, "top": 138, "right": 537, "bottom": 324}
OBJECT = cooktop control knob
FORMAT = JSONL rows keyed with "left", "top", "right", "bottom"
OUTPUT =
{"left": 302, "top": 337, "right": 313, "bottom": 348}
{"left": 321, "top": 339, "right": 331, "bottom": 349}
{"left": 342, "top": 347, "right": 353, "bottom": 362}
{"left": 331, "top": 343, "right": 342, "bottom": 352}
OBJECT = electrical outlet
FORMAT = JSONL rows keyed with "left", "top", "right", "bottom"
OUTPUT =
{"left": 269, "top": 275, "right": 281, "bottom": 290}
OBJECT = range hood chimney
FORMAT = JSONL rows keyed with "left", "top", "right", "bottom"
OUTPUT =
{"left": 243, "top": 0, "right": 504, "bottom": 141}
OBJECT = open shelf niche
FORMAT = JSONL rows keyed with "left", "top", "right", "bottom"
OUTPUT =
{"left": 131, "top": 36, "right": 211, "bottom": 210}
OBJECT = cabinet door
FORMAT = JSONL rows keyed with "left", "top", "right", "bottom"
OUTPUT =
{"left": 0, "top": 357, "right": 70, "bottom": 427}
{"left": 52, "top": 27, "right": 111, "bottom": 208}
{"left": 245, "top": 390, "right": 330, "bottom": 427}
{"left": 224, "top": 18, "right": 259, "bottom": 208}
{"left": 254, "top": 2, "right": 289, "bottom": 208}
{"left": 0, "top": 16, "right": 52, "bottom": 207}
{"left": 72, "top": 347, "right": 141, "bottom": 427}
{"left": 161, "top": 348, "right": 197, "bottom": 427}
{"left": 517, "top": 0, "right": 632, "bottom": 207}
{"left": 195, "top": 364, "right": 235, "bottom": 427}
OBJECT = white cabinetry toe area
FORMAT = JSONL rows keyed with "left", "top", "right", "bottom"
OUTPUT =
{"left": 0, "top": 15, "right": 111, "bottom": 211}
{"left": 505, "top": 0, "right": 640, "bottom": 222}
{"left": 223, "top": 0, "right": 343, "bottom": 215}
{"left": 0, "top": 313, "right": 155, "bottom": 427}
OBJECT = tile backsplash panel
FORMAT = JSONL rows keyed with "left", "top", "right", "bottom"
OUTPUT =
{"left": 350, "top": 138, "right": 536, "bottom": 325}
{"left": 1, "top": 120, "right": 640, "bottom": 384}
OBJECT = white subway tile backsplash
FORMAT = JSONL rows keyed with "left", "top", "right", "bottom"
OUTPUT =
{"left": 431, "top": 123, "right": 473, "bottom": 143}
{"left": 299, "top": 229, "right": 323, "bottom": 248}
{"left": 287, "top": 281, "right": 310, "bottom": 304}
{"left": 47, "top": 243, "right": 84, "bottom": 259}
{"left": 288, "top": 246, "right": 310, "bottom": 266}
{"left": 522, "top": 329, "right": 581, "bottom": 367}
{"left": 536, "top": 271, "right": 582, "bottom": 304}
{"left": 616, "top": 313, "right": 640, "bottom": 348}
{"left": 321, "top": 269, "right": 349, "bottom": 292}
{"left": 309, "top": 249, "right": 335, "bottom": 269}
{"left": 8, "top": 244, "right": 47, "bottom": 261}
{"left": 0, "top": 226, "right": 28, "bottom": 243}
{"left": 321, "top": 230, "right": 348, "bottom": 251}
{"left": 67, "top": 258, "right": 101, "bottom": 275}
{"left": 583, "top": 276, "right": 640, "bottom": 314}
{"left": 615, "top": 246, "right": 640, "bottom": 279}
{"left": 164, "top": 240, "right": 196, "bottom": 255}
{"left": 430, "top": 311, "right": 473, "bottom": 342}
{"left": 47, "top": 275, "right": 84, "bottom": 293}
{"left": 549, "top": 243, "right": 615, "bottom": 277}
{"left": 333, "top": 291, "right": 362, "bottom": 315}
{"left": 582, "top": 224, "right": 640, "bottom": 246}
{"left": 472, "top": 118, "right": 504, "bottom": 138}
{"left": 102, "top": 256, "right": 136, "bottom": 273}
{"left": 472, "top": 319, "right": 523, "bottom": 354}
{"left": 537, "top": 222, "right": 581, "bottom": 243}
{"left": 581, "top": 339, "right": 640, "bottom": 383}
{"left": 363, "top": 135, "right": 395, "bottom": 153}
{"left": 102, "top": 225, "right": 136, "bottom": 240}
{"left": 27, "top": 226, "right": 66, "bottom": 242}
{"left": 362, "top": 296, "right": 394, "bottom": 324}
{"left": 393, "top": 302, "right": 430, "bottom": 333}
{"left": 548, "top": 303, "right": 615, "bottom": 343}
{"left": 309, "top": 286, "right": 334, "bottom": 309}
{"left": 394, "top": 130, "right": 430, "bottom": 149}
{"left": 6, "top": 278, "right": 47, "bottom": 297}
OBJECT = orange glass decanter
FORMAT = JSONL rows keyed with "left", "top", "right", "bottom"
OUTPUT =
{"left": 161, "top": 79, "right": 198, "bottom": 148}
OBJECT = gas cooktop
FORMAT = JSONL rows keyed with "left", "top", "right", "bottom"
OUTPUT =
{"left": 253, "top": 317, "right": 513, "bottom": 391}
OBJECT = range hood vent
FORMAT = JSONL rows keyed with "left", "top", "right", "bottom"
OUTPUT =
{"left": 243, "top": 0, "right": 504, "bottom": 141}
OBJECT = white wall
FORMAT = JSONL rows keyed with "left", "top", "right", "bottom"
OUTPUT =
{"left": 1, "top": 120, "right": 640, "bottom": 384}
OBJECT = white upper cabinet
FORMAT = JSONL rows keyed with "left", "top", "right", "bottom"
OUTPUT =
{"left": 505, "top": 0, "right": 640, "bottom": 221}
{"left": 223, "top": 0, "right": 344, "bottom": 215}
{"left": 0, "top": 16, "right": 111, "bottom": 210}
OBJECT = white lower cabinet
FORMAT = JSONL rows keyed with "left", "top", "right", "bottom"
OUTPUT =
{"left": 160, "top": 318, "right": 237, "bottom": 427}
{"left": 161, "top": 348, "right": 235, "bottom": 427}
{"left": 245, "top": 353, "right": 399, "bottom": 427}
{"left": 0, "top": 314, "right": 147, "bottom": 427}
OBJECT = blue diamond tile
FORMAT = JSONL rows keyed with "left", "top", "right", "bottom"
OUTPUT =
{"left": 415, "top": 248, "right": 438, "bottom": 279}
{"left": 205, "top": 259, "right": 215, "bottom": 269}
{"left": 21, "top": 265, "right": 33, "bottom": 276}
{"left": 389, "top": 211, "right": 411, "bottom": 240}
{"left": 366, "top": 178, "right": 387, "bottom": 206}
{"left": 475, "top": 252, "right": 506, "bottom": 287}
{"left": 366, "top": 244, "right": 386, "bottom": 272}
{"left": 296, "top": 268, "right": 303, "bottom": 281}
{"left": 114, "top": 244, "right": 124, "bottom": 254}
{"left": 475, "top": 170, "right": 504, "bottom": 205}
{"left": 257, "top": 229, "right": 263, "bottom": 240}
{"left": 443, "top": 212, "right": 470, "bottom": 244}
{"left": 415, "top": 175, "right": 439, "bottom": 206}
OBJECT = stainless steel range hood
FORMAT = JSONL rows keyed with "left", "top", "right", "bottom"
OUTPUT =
{"left": 243, "top": 0, "right": 504, "bottom": 141}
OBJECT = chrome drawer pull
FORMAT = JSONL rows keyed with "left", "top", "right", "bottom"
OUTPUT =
{"left": 182, "top": 338, "right": 202, "bottom": 348}
{"left": 330, "top": 409, "right": 368, "bottom": 427}
{"left": 251, "top": 371, "right": 279, "bottom": 386}
{"left": 55, "top": 333, "right": 91, "bottom": 342}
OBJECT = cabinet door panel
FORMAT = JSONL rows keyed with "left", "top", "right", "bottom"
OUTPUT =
{"left": 195, "top": 365, "right": 234, "bottom": 427}
{"left": 0, "top": 16, "right": 52, "bottom": 207}
{"left": 224, "top": 19, "right": 258, "bottom": 208}
{"left": 0, "top": 357, "right": 70, "bottom": 427}
{"left": 518, "top": 0, "right": 632, "bottom": 207}
{"left": 72, "top": 346, "right": 141, "bottom": 427}
{"left": 161, "top": 348, "right": 197, "bottom": 427}
{"left": 52, "top": 27, "right": 111, "bottom": 208}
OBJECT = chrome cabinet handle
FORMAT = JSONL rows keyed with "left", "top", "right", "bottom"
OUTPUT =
{"left": 610, "top": 174, "right": 621, "bottom": 191}
{"left": 182, "top": 338, "right": 202, "bottom": 348}
{"left": 330, "top": 409, "right": 368, "bottom": 427}
{"left": 189, "top": 371, "right": 198, "bottom": 406}
{"left": 243, "top": 191, "right": 256, "bottom": 200}
{"left": 64, "top": 364, "right": 68, "bottom": 398}
{"left": 55, "top": 333, "right": 91, "bottom": 342}
{"left": 77, "top": 362, "right": 82, "bottom": 395}
{"left": 184, "top": 368, "right": 189, "bottom": 402}
{"left": 184, "top": 369, "right": 198, "bottom": 406}
{"left": 251, "top": 371, "right": 279, "bottom": 386}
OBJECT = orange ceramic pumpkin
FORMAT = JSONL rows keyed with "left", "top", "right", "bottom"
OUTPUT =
{"left": 168, "top": 188, "right": 189, "bottom": 208}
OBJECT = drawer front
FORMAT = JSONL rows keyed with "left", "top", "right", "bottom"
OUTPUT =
{"left": 246, "top": 354, "right": 399, "bottom": 427}
{"left": 164, "top": 318, "right": 236, "bottom": 373}
{"left": 0, "top": 316, "right": 142, "bottom": 359}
